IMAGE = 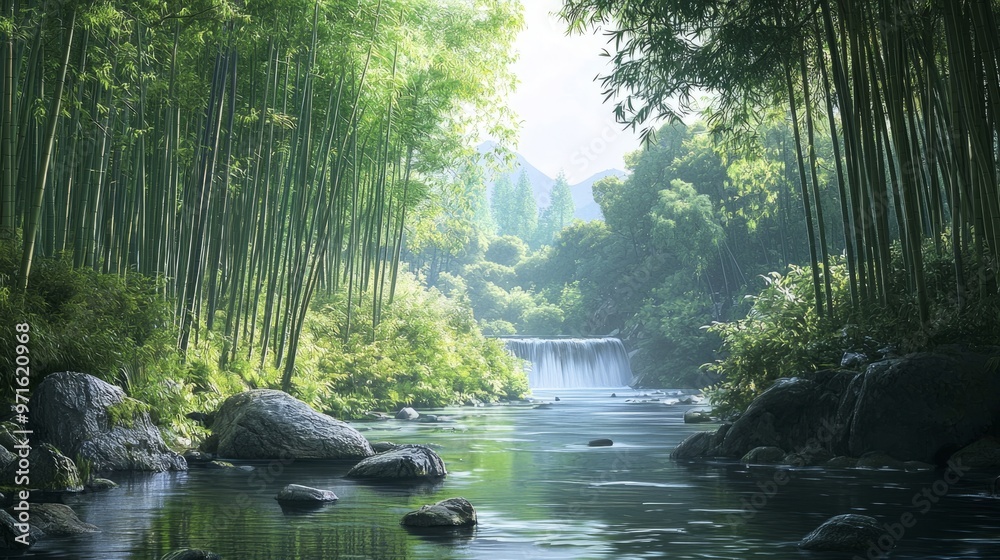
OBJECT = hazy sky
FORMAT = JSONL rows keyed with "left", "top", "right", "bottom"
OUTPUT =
{"left": 506, "top": 0, "right": 644, "bottom": 184}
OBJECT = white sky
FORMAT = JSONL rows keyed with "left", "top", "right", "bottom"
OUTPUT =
{"left": 505, "top": 0, "right": 644, "bottom": 184}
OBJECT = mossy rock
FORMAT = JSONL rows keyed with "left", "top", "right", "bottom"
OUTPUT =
{"left": 0, "top": 443, "right": 83, "bottom": 493}
{"left": 106, "top": 398, "right": 151, "bottom": 429}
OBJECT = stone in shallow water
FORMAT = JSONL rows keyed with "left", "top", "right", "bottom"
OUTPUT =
{"left": 14, "top": 503, "right": 99, "bottom": 536}
{"left": 159, "top": 549, "right": 222, "bottom": 560}
{"left": 740, "top": 446, "right": 786, "bottom": 464}
{"left": 86, "top": 477, "right": 119, "bottom": 492}
{"left": 274, "top": 484, "right": 339, "bottom": 503}
{"left": 0, "top": 509, "right": 42, "bottom": 550}
{"left": 346, "top": 445, "right": 446, "bottom": 479}
{"left": 395, "top": 407, "right": 419, "bottom": 420}
{"left": 799, "top": 513, "right": 884, "bottom": 552}
{"left": 588, "top": 439, "right": 613, "bottom": 447}
{"left": 401, "top": 497, "right": 477, "bottom": 527}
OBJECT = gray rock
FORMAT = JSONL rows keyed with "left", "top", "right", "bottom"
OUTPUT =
{"left": 948, "top": 437, "right": 1000, "bottom": 468}
{"left": 275, "top": 484, "right": 338, "bottom": 503}
{"left": 160, "top": 549, "right": 222, "bottom": 560}
{"left": 86, "top": 478, "right": 118, "bottom": 492}
{"left": 29, "top": 372, "right": 186, "bottom": 472}
{"left": 0, "top": 509, "right": 41, "bottom": 550}
{"left": 683, "top": 409, "right": 713, "bottom": 424}
{"left": 845, "top": 348, "right": 1000, "bottom": 463}
{"left": 371, "top": 442, "right": 399, "bottom": 453}
{"left": 1, "top": 443, "right": 83, "bottom": 492}
{"left": 206, "top": 390, "right": 373, "bottom": 460}
{"left": 395, "top": 407, "right": 419, "bottom": 420}
{"left": 588, "top": 439, "right": 613, "bottom": 447}
{"left": 856, "top": 451, "right": 905, "bottom": 470}
{"left": 824, "top": 456, "right": 858, "bottom": 468}
{"left": 183, "top": 450, "right": 213, "bottom": 464}
{"left": 740, "top": 446, "right": 786, "bottom": 464}
{"left": 346, "top": 444, "right": 446, "bottom": 479}
{"left": 400, "top": 497, "right": 476, "bottom": 527}
{"left": 841, "top": 352, "right": 868, "bottom": 368}
{"left": 798, "top": 513, "right": 884, "bottom": 552}
{"left": 670, "top": 431, "right": 716, "bottom": 460}
{"left": 8, "top": 503, "right": 98, "bottom": 536}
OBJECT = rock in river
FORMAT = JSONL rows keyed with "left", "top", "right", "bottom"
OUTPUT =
{"left": 204, "top": 389, "right": 373, "bottom": 460}
{"left": 160, "top": 549, "right": 222, "bottom": 560}
{"left": 401, "top": 497, "right": 477, "bottom": 527}
{"left": 798, "top": 513, "right": 884, "bottom": 552}
{"left": 10, "top": 503, "right": 99, "bottom": 536}
{"left": 395, "top": 407, "right": 420, "bottom": 420}
{"left": 346, "top": 444, "right": 446, "bottom": 479}
{"left": 29, "top": 372, "right": 186, "bottom": 472}
{"left": 275, "top": 484, "right": 338, "bottom": 504}
{"left": 588, "top": 439, "right": 613, "bottom": 447}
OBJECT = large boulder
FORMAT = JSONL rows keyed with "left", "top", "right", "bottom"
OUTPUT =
{"left": 950, "top": 437, "right": 1000, "bottom": 468}
{"left": 346, "top": 444, "right": 446, "bottom": 479}
{"left": 1, "top": 444, "right": 83, "bottom": 492}
{"left": 798, "top": 514, "right": 884, "bottom": 552}
{"left": 206, "top": 390, "right": 373, "bottom": 460}
{"left": 8, "top": 504, "right": 99, "bottom": 536}
{"left": 845, "top": 348, "right": 1000, "bottom": 463}
{"left": 400, "top": 497, "right": 476, "bottom": 527}
{"left": 718, "top": 369, "right": 856, "bottom": 458}
{"left": 670, "top": 432, "right": 716, "bottom": 460}
{"left": 30, "top": 372, "right": 185, "bottom": 472}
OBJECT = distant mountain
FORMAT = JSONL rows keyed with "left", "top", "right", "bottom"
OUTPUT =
{"left": 476, "top": 141, "right": 625, "bottom": 221}
{"left": 569, "top": 169, "right": 627, "bottom": 221}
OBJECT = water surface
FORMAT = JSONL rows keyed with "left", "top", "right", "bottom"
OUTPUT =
{"left": 24, "top": 389, "right": 1000, "bottom": 559}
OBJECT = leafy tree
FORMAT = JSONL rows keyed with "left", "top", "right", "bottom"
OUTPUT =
{"left": 535, "top": 172, "right": 575, "bottom": 246}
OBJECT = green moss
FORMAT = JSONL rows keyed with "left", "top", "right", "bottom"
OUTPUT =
{"left": 106, "top": 397, "right": 151, "bottom": 429}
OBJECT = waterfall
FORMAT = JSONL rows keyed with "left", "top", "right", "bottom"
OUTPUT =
{"left": 501, "top": 337, "right": 633, "bottom": 388}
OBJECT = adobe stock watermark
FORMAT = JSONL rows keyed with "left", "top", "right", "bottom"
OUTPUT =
{"left": 726, "top": 417, "right": 843, "bottom": 526}
{"left": 10, "top": 322, "right": 34, "bottom": 546}
{"left": 853, "top": 458, "right": 970, "bottom": 560}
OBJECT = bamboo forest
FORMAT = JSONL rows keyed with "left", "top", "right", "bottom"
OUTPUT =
{"left": 3, "top": 0, "right": 1000, "bottom": 558}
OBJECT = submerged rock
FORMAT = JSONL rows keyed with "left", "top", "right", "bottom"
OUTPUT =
{"left": 400, "top": 497, "right": 476, "bottom": 527}
{"left": 12, "top": 503, "right": 99, "bottom": 536}
{"left": 740, "top": 446, "right": 786, "bottom": 464}
{"left": 275, "top": 484, "right": 338, "bottom": 503}
{"left": 29, "top": 372, "right": 186, "bottom": 472}
{"left": 798, "top": 513, "right": 884, "bottom": 552}
{"left": 824, "top": 456, "right": 859, "bottom": 468}
{"left": 86, "top": 478, "right": 118, "bottom": 492}
{"left": 346, "top": 444, "right": 446, "bottom": 479}
{"left": 205, "top": 390, "right": 373, "bottom": 460}
{"left": 588, "top": 439, "right": 613, "bottom": 447}
{"left": 683, "top": 409, "right": 713, "bottom": 424}
{"left": 856, "top": 450, "right": 905, "bottom": 470}
{"left": 160, "top": 549, "right": 222, "bottom": 560}
{"left": 1, "top": 443, "right": 83, "bottom": 493}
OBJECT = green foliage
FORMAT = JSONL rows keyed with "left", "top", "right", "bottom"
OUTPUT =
{"left": 106, "top": 397, "right": 152, "bottom": 429}
{"left": 305, "top": 273, "right": 528, "bottom": 417}
{"left": 0, "top": 241, "right": 174, "bottom": 402}
{"left": 704, "top": 260, "right": 852, "bottom": 416}
{"left": 485, "top": 235, "right": 527, "bottom": 267}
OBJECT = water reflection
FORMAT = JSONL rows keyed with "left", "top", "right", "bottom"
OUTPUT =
{"left": 21, "top": 388, "right": 1000, "bottom": 558}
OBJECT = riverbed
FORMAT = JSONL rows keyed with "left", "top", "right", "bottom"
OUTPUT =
{"left": 25, "top": 388, "right": 1000, "bottom": 559}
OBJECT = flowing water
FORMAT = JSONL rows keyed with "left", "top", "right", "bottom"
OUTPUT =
{"left": 22, "top": 388, "right": 1000, "bottom": 559}
{"left": 501, "top": 337, "right": 634, "bottom": 388}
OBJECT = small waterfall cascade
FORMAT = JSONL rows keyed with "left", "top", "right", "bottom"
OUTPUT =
{"left": 501, "top": 337, "right": 633, "bottom": 388}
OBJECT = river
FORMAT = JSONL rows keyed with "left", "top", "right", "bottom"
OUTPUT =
{"left": 24, "top": 388, "right": 1000, "bottom": 559}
